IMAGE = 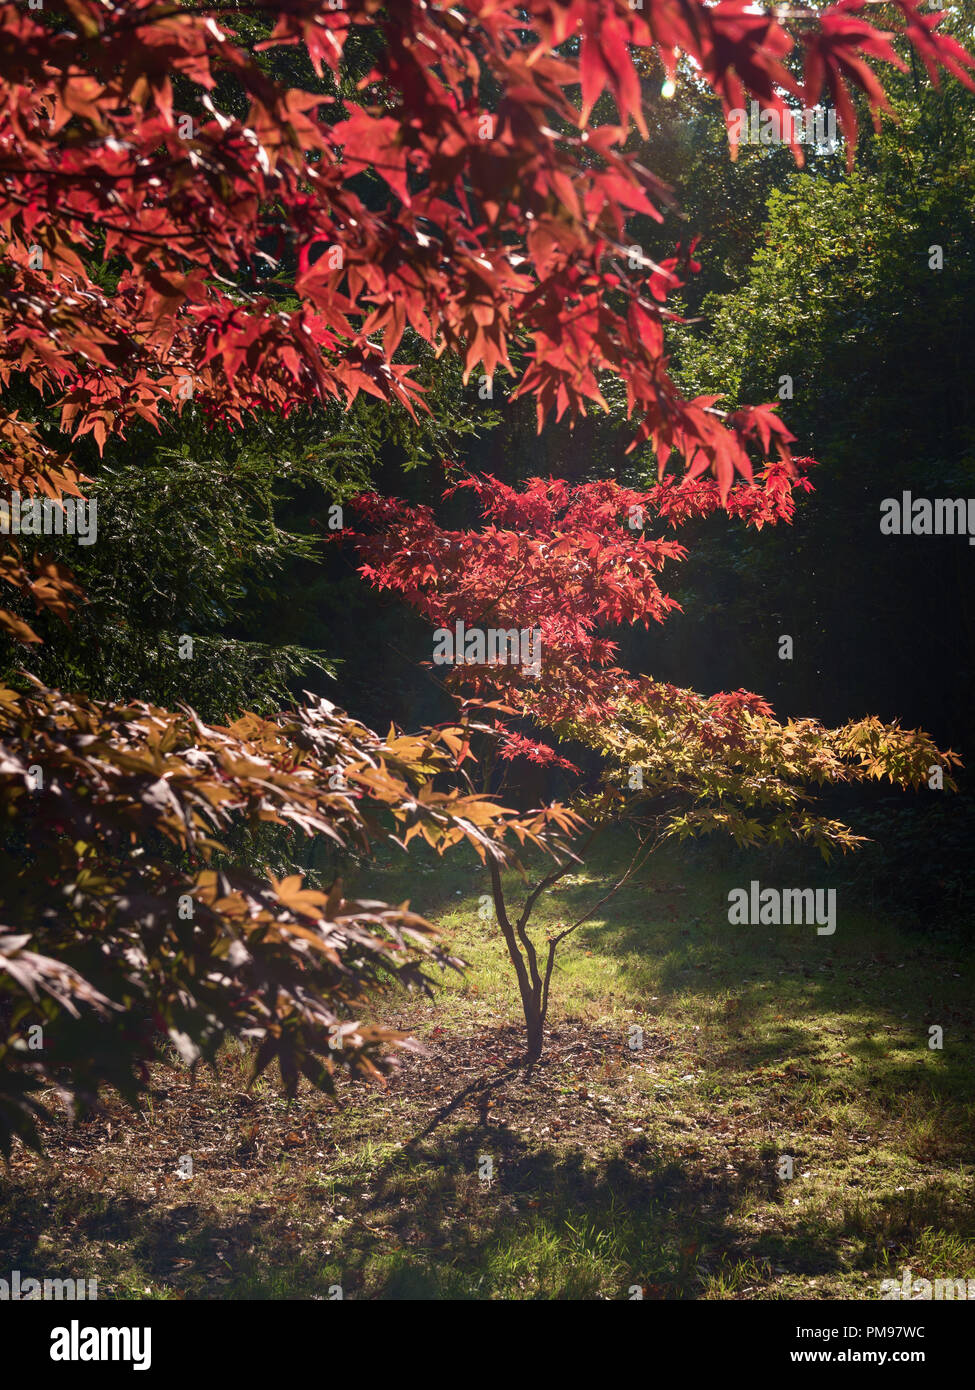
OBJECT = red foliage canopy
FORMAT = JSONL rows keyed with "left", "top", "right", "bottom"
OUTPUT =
{"left": 1, "top": 0, "right": 968, "bottom": 1119}
{"left": 1, "top": 0, "right": 973, "bottom": 639}
{"left": 344, "top": 466, "right": 815, "bottom": 751}
{"left": 342, "top": 468, "right": 957, "bottom": 864}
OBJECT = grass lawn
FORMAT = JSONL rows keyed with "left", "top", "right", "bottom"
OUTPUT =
{"left": 2, "top": 837, "right": 973, "bottom": 1299}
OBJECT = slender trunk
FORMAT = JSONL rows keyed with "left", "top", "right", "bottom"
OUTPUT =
{"left": 487, "top": 823, "right": 656, "bottom": 1065}
{"left": 524, "top": 1000, "right": 544, "bottom": 1063}
{"left": 488, "top": 855, "right": 547, "bottom": 1062}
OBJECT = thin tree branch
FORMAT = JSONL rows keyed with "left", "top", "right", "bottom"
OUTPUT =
{"left": 539, "top": 828, "right": 665, "bottom": 1024}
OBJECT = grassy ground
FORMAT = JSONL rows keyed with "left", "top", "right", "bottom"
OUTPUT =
{"left": 2, "top": 837, "right": 973, "bottom": 1299}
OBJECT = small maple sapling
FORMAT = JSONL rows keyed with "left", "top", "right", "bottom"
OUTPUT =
{"left": 344, "top": 472, "right": 960, "bottom": 1062}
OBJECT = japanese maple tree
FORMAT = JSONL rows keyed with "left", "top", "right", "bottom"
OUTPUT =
{"left": 343, "top": 471, "right": 959, "bottom": 1060}
{"left": 0, "top": 0, "right": 972, "bottom": 1119}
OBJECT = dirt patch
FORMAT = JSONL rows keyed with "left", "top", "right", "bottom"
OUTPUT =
{"left": 8, "top": 1019, "right": 670, "bottom": 1186}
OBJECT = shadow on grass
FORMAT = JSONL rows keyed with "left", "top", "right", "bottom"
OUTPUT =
{"left": 5, "top": 839, "right": 969, "bottom": 1300}
{"left": 3, "top": 1114, "right": 971, "bottom": 1300}
{"left": 368, "top": 834, "right": 975, "bottom": 1147}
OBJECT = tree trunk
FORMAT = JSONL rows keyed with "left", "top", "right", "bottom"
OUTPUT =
{"left": 488, "top": 855, "right": 548, "bottom": 1064}
{"left": 523, "top": 995, "right": 545, "bottom": 1063}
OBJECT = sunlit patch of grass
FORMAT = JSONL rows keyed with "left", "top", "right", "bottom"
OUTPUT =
{"left": 2, "top": 835, "right": 973, "bottom": 1299}
{"left": 701, "top": 1256, "right": 777, "bottom": 1299}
